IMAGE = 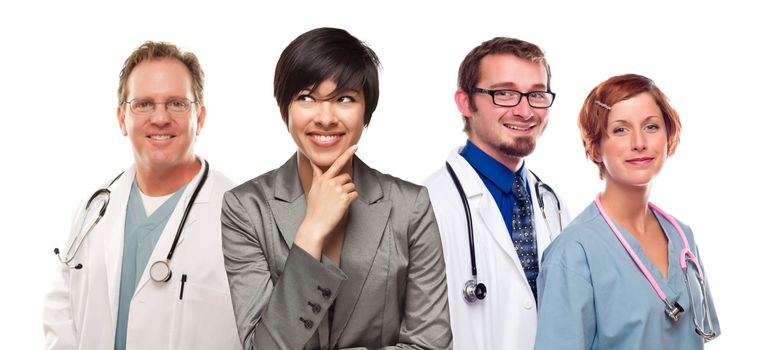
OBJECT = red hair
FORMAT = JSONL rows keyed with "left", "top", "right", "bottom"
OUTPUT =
{"left": 578, "top": 74, "right": 682, "bottom": 178}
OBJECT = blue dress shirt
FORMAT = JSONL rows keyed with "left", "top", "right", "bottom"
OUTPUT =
{"left": 460, "top": 140, "right": 529, "bottom": 239}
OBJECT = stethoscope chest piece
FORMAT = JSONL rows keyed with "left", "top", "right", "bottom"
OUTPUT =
{"left": 463, "top": 279, "right": 487, "bottom": 303}
{"left": 664, "top": 300, "right": 684, "bottom": 322}
{"left": 150, "top": 260, "right": 172, "bottom": 283}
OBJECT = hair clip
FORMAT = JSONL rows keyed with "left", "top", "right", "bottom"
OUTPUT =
{"left": 594, "top": 100, "right": 611, "bottom": 110}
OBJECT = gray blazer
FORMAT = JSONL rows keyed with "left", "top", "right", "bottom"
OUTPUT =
{"left": 221, "top": 155, "right": 452, "bottom": 350}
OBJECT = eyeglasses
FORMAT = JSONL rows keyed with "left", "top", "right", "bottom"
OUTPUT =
{"left": 123, "top": 98, "right": 198, "bottom": 115}
{"left": 471, "top": 88, "right": 555, "bottom": 108}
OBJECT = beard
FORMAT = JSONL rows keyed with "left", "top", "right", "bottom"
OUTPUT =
{"left": 499, "top": 136, "right": 537, "bottom": 158}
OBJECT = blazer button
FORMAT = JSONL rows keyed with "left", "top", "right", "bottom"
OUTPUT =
{"left": 299, "top": 317, "right": 314, "bottom": 329}
{"left": 317, "top": 286, "right": 332, "bottom": 299}
{"left": 524, "top": 301, "right": 534, "bottom": 310}
{"left": 308, "top": 301, "right": 321, "bottom": 314}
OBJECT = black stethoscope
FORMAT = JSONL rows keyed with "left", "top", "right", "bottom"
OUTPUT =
{"left": 54, "top": 160, "right": 209, "bottom": 283}
{"left": 445, "top": 161, "right": 562, "bottom": 304}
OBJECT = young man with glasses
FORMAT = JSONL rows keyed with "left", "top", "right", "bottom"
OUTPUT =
{"left": 423, "top": 37, "right": 571, "bottom": 349}
{"left": 43, "top": 41, "right": 241, "bottom": 350}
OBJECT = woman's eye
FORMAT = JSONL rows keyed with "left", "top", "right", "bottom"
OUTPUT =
{"left": 296, "top": 94, "right": 315, "bottom": 102}
{"left": 338, "top": 96, "right": 355, "bottom": 103}
{"left": 612, "top": 127, "right": 627, "bottom": 134}
{"left": 645, "top": 124, "right": 660, "bottom": 132}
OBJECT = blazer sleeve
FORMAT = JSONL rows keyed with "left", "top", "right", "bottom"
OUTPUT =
{"left": 221, "top": 190, "right": 347, "bottom": 350}
{"left": 386, "top": 186, "right": 453, "bottom": 350}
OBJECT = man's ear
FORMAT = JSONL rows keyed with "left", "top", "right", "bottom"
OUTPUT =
{"left": 117, "top": 106, "right": 128, "bottom": 136}
{"left": 195, "top": 105, "right": 206, "bottom": 136}
{"left": 455, "top": 89, "right": 474, "bottom": 118}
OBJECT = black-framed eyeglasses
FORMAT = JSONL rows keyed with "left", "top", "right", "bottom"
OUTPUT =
{"left": 123, "top": 98, "right": 198, "bottom": 115}
{"left": 471, "top": 88, "right": 555, "bottom": 108}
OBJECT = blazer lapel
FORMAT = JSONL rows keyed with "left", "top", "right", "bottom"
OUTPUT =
{"left": 268, "top": 155, "right": 307, "bottom": 249}
{"left": 330, "top": 157, "right": 391, "bottom": 348}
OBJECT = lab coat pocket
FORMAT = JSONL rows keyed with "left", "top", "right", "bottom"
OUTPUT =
{"left": 170, "top": 280, "right": 239, "bottom": 350}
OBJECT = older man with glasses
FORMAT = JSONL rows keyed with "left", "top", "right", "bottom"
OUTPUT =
{"left": 43, "top": 41, "right": 241, "bottom": 350}
{"left": 423, "top": 37, "right": 572, "bottom": 349}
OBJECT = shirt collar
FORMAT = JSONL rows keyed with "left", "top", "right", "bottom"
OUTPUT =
{"left": 460, "top": 140, "right": 526, "bottom": 194}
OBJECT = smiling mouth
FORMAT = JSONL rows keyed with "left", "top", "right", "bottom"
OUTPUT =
{"left": 148, "top": 135, "right": 174, "bottom": 141}
{"left": 308, "top": 133, "right": 344, "bottom": 145}
{"left": 504, "top": 124, "right": 535, "bottom": 132}
{"left": 626, "top": 157, "right": 654, "bottom": 164}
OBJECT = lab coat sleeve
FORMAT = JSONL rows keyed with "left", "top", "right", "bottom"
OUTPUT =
{"left": 221, "top": 190, "right": 346, "bottom": 350}
{"left": 381, "top": 186, "right": 453, "bottom": 350}
{"left": 43, "top": 265, "right": 77, "bottom": 350}
{"left": 535, "top": 240, "right": 596, "bottom": 350}
{"left": 43, "top": 202, "right": 84, "bottom": 350}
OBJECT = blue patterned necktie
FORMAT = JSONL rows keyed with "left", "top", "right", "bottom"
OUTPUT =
{"left": 511, "top": 174, "right": 539, "bottom": 300}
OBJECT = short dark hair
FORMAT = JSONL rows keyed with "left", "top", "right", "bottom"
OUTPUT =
{"left": 457, "top": 37, "right": 550, "bottom": 131}
{"left": 118, "top": 41, "right": 204, "bottom": 106}
{"left": 273, "top": 27, "right": 381, "bottom": 126}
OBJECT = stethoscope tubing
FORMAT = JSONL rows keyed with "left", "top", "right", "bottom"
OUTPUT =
{"left": 55, "top": 160, "right": 208, "bottom": 278}
{"left": 446, "top": 161, "right": 562, "bottom": 303}
{"left": 446, "top": 162, "right": 478, "bottom": 277}
{"left": 55, "top": 174, "right": 123, "bottom": 266}
{"left": 594, "top": 194, "right": 672, "bottom": 302}
{"left": 165, "top": 160, "right": 209, "bottom": 261}
{"left": 594, "top": 194, "right": 706, "bottom": 307}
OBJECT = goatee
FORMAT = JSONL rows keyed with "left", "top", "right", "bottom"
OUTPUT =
{"left": 499, "top": 137, "right": 536, "bottom": 158}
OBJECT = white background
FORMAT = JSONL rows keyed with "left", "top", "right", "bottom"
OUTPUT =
{"left": 1, "top": 0, "right": 760, "bottom": 348}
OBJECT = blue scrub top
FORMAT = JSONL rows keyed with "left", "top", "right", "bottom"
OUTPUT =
{"left": 114, "top": 181, "right": 186, "bottom": 350}
{"left": 535, "top": 202, "right": 720, "bottom": 349}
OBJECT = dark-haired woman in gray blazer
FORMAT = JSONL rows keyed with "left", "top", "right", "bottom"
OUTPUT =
{"left": 221, "top": 27, "right": 452, "bottom": 350}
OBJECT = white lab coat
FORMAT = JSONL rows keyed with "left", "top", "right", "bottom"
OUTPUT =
{"left": 423, "top": 149, "right": 572, "bottom": 350}
{"left": 43, "top": 160, "right": 241, "bottom": 350}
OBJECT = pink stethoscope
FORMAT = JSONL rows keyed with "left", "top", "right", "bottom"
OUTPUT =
{"left": 594, "top": 194, "right": 717, "bottom": 342}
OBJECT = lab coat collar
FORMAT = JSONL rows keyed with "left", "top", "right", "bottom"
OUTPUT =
{"left": 103, "top": 165, "right": 134, "bottom": 329}
{"left": 460, "top": 140, "right": 526, "bottom": 194}
{"left": 103, "top": 158, "right": 213, "bottom": 321}
{"left": 133, "top": 158, "right": 212, "bottom": 295}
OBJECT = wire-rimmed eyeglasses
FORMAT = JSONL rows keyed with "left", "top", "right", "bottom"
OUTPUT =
{"left": 471, "top": 88, "right": 555, "bottom": 108}
{"left": 123, "top": 98, "right": 199, "bottom": 115}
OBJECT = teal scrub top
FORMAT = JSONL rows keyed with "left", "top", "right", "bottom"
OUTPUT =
{"left": 535, "top": 202, "right": 720, "bottom": 349}
{"left": 114, "top": 181, "right": 186, "bottom": 350}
